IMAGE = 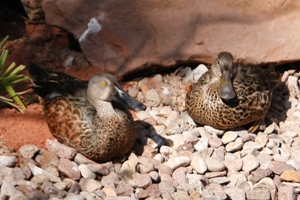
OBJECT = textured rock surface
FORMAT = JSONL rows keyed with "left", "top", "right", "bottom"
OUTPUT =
{"left": 42, "top": 0, "right": 300, "bottom": 76}
{"left": 1, "top": 64, "right": 300, "bottom": 199}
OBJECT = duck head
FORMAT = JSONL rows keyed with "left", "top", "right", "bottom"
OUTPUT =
{"left": 87, "top": 73, "right": 146, "bottom": 111}
{"left": 211, "top": 51, "right": 237, "bottom": 101}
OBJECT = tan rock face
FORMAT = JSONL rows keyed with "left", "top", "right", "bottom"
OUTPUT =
{"left": 42, "top": 0, "right": 300, "bottom": 76}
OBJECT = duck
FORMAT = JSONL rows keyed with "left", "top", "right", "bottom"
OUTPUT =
{"left": 28, "top": 62, "right": 146, "bottom": 162}
{"left": 186, "top": 51, "right": 279, "bottom": 132}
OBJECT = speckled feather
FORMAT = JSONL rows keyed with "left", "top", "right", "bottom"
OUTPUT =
{"left": 186, "top": 52, "right": 279, "bottom": 131}
{"left": 29, "top": 62, "right": 146, "bottom": 162}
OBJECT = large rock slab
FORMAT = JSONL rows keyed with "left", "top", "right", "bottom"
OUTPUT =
{"left": 42, "top": 0, "right": 300, "bottom": 76}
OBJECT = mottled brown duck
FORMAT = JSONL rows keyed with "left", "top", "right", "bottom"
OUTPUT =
{"left": 28, "top": 62, "right": 146, "bottom": 162}
{"left": 186, "top": 51, "right": 279, "bottom": 132}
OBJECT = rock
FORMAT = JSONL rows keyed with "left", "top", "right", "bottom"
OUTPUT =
{"left": 128, "top": 173, "right": 152, "bottom": 189}
{"left": 101, "top": 172, "right": 120, "bottom": 188}
{"left": 43, "top": 0, "right": 300, "bottom": 76}
{"left": 209, "top": 177, "right": 230, "bottom": 185}
{"left": 172, "top": 167, "right": 188, "bottom": 186}
{"left": 256, "top": 153, "right": 272, "bottom": 170}
{"left": 102, "top": 187, "right": 117, "bottom": 197}
{"left": 136, "top": 184, "right": 160, "bottom": 199}
{"left": 253, "top": 177, "right": 276, "bottom": 199}
{"left": 1, "top": 181, "right": 28, "bottom": 199}
{"left": 224, "top": 187, "right": 246, "bottom": 200}
{"left": 205, "top": 157, "right": 226, "bottom": 172}
{"left": 28, "top": 163, "right": 61, "bottom": 183}
{"left": 74, "top": 153, "right": 95, "bottom": 164}
{"left": 268, "top": 161, "right": 294, "bottom": 175}
{"left": 19, "top": 144, "right": 39, "bottom": 158}
{"left": 205, "top": 183, "right": 227, "bottom": 200}
{"left": 187, "top": 174, "right": 206, "bottom": 191}
{"left": 278, "top": 185, "right": 296, "bottom": 200}
{"left": 146, "top": 89, "right": 161, "bottom": 103}
{"left": 246, "top": 188, "right": 270, "bottom": 200}
{"left": 87, "top": 162, "right": 111, "bottom": 175}
{"left": 78, "top": 164, "right": 96, "bottom": 179}
{"left": 41, "top": 181, "right": 65, "bottom": 198}
{"left": 0, "top": 156, "right": 18, "bottom": 167}
{"left": 190, "top": 155, "right": 207, "bottom": 174}
{"left": 226, "top": 138, "right": 244, "bottom": 152}
{"left": 254, "top": 132, "right": 269, "bottom": 148}
{"left": 163, "top": 156, "right": 191, "bottom": 170}
{"left": 57, "top": 159, "right": 81, "bottom": 181}
{"left": 120, "top": 160, "right": 137, "bottom": 182}
{"left": 227, "top": 173, "right": 247, "bottom": 187}
{"left": 38, "top": 150, "right": 59, "bottom": 169}
{"left": 115, "top": 182, "right": 133, "bottom": 196}
{"left": 249, "top": 168, "right": 273, "bottom": 183}
{"left": 192, "top": 64, "right": 208, "bottom": 82}
{"left": 208, "top": 138, "right": 223, "bottom": 148}
{"left": 242, "top": 141, "right": 262, "bottom": 152}
{"left": 46, "top": 139, "right": 77, "bottom": 159}
{"left": 79, "top": 178, "right": 102, "bottom": 192}
{"left": 149, "top": 171, "right": 160, "bottom": 182}
{"left": 242, "top": 154, "right": 259, "bottom": 172}
{"left": 224, "top": 154, "right": 243, "bottom": 172}
{"left": 280, "top": 170, "right": 300, "bottom": 182}
{"left": 222, "top": 131, "right": 238, "bottom": 144}
{"left": 171, "top": 190, "right": 193, "bottom": 200}
{"left": 158, "top": 181, "right": 176, "bottom": 199}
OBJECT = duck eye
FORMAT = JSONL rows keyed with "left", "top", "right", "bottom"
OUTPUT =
{"left": 99, "top": 81, "right": 106, "bottom": 86}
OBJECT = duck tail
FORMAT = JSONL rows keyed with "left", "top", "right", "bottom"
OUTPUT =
{"left": 28, "top": 62, "right": 58, "bottom": 98}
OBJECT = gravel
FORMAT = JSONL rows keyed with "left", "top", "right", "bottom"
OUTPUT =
{"left": 1, "top": 64, "right": 300, "bottom": 199}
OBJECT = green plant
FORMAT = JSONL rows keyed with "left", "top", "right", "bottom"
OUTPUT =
{"left": 0, "top": 36, "right": 28, "bottom": 113}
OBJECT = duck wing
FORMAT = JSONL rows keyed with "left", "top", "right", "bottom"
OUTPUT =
{"left": 28, "top": 62, "right": 88, "bottom": 99}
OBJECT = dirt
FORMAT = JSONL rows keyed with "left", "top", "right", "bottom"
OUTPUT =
{"left": 0, "top": 104, "right": 54, "bottom": 150}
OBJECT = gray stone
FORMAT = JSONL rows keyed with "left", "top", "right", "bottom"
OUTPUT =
{"left": 278, "top": 185, "right": 296, "bottom": 200}
{"left": 137, "top": 184, "right": 161, "bottom": 199}
{"left": 28, "top": 162, "right": 61, "bottom": 183}
{"left": 222, "top": 131, "right": 238, "bottom": 144}
{"left": 101, "top": 172, "right": 120, "bottom": 188}
{"left": 190, "top": 155, "right": 207, "bottom": 174}
{"left": 78, "top": 164, "right": 96, "bottom": 179}
{"left": 128, "top": 173, "right": 152, "bottom": 189}
{"left": 209, "top": 177, "right": 230, "bottom": 185}
{"left": 226, "top": 138, "right": 244, "bottom": 152}
{"left": 224, "top": 187, "right": 246, "bottom": 200}
{"left": 163, "top": 156, "right": 191, "bottom": 170}
{"left": 57, "top": 159, "right": 81, "bottom": 181}
{"left": 242, "top": 154, "right": 259, "bottom": 172}
{"left": 172, "top": 167, "right": 188, "bottom": 186}
{"left": 246, "top": 188, "right": 270, "bottom": 200}
{"left": 268, "top": 161, "right": 294, "bottom": 175}
{"left": 116, "top": 182, "right": 133, "bottom": 196}
{"left": 205, "top": 157, "right": 226, "bottom": 172}
{"left": 79, "top": 178, "right": 102, "bottom": 192}
{"left": 0, "top": 156, "right": 18, "bottom": 167}
{"left": 19, "top": 144, "right": 39, "bottom": 158}
{"left": 46, "top": 139, "right": 77, "bottom": 159}
{"left": 87, "top": 162, "right": 111, "bottom": 175}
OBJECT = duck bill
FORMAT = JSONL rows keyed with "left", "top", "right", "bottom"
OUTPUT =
{"left": 219, "top": 71, "right": 236, "bottom": 101}
{"left": 113, "top": 86, "right": 147, "bottom": 111}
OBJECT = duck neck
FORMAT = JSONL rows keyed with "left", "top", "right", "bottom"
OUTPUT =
{"left": 93, "top": 100, "right": 117, "bottom": 118}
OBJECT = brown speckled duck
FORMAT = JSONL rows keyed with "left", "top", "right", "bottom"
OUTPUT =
{"left": 28, "top": 62, "right": 146, "bottom": 162}
{"left": 186, "top": 51, "right": 279, "bottom": 132}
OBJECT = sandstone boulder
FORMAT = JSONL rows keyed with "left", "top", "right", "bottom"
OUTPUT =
{"left": 42, "top": 0, "right": 300, "bottom": 77}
